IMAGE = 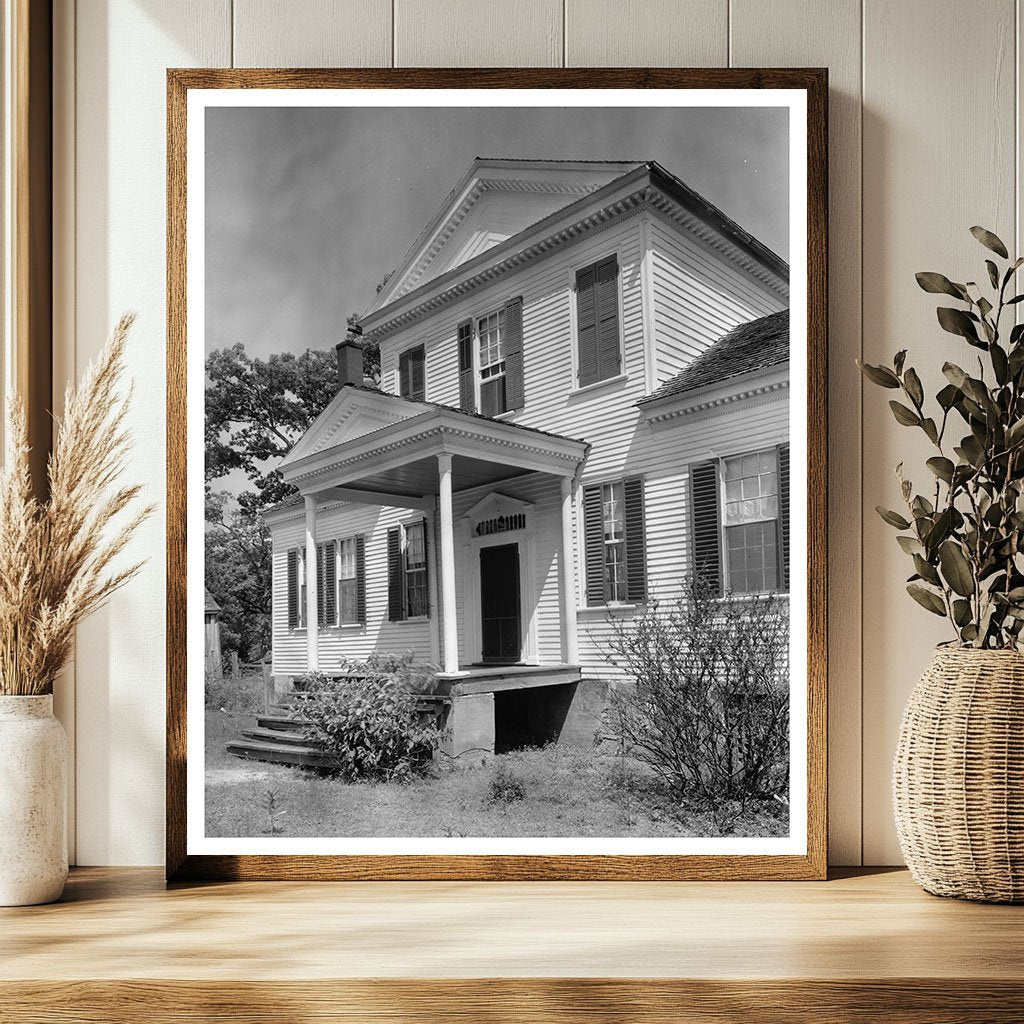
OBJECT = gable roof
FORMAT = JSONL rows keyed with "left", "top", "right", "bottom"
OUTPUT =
{"left": 639, "top": 309, "right": 790, "bottom": 405}
{"left": 204, "top": 588, "right": 221, "bottom": 614}
{"left": 366, "top": 158, "right": 641, "bottom": 315}
{"left": 359, "top": 160, "right": 789, "bottom": 340}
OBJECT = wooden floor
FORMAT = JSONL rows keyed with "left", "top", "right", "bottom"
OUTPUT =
{"left": 2, "top": 867, "right": 1022, "bottom": 1022}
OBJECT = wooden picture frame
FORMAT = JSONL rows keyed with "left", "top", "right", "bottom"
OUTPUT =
{"left": 168, "top": 68, "right": 827, "bottom": 881}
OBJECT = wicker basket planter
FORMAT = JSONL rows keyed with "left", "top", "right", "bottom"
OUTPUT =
{"left": 893, "top": 648, "right": 1024, "bottom": 902}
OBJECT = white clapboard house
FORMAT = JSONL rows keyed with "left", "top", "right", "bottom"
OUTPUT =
{"left": 263, "top": 158, "right": 790, "bottom": 756}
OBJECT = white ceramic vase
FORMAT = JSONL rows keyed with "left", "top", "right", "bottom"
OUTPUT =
{"left": 0, "top": 695, "right": 68, "bottom": 906}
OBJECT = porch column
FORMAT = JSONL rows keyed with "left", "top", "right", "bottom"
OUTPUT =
{"left": 559, "top": 475, "right": 580, "bottom": 665}
{"left": 437, "top": 453, "right": 459, "bottom": 674}
{"left": 304, "top": 494, "right": 318, "bottom": 672}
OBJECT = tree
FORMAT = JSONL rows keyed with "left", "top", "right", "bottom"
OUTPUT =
{"left": 205, "top": 344, "right": 340, "bottom": 507}
{"left": 204, "top": 331, "right": 378, "bottom": 665}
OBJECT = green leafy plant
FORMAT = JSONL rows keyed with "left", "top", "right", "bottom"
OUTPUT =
{"left": 294, "top": 660, "right": 442, "bottom": 781}
{"left": 859, "top": 226, "right": 1024, "bottom": 648}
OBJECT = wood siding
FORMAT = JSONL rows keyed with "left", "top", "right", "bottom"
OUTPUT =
{"left": 648, "top": 215, "right": 785, "bottom": 388}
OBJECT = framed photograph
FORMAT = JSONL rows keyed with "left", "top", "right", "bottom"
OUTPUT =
{"left": 167, "top": 68, "right": 827, "bottom": 881}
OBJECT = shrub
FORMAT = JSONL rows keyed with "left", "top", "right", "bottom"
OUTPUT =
{"left": 205, "top": 670, "right": 263, "bottom": 713}
{"left": 294, "top": 661, "right": 442, "bottom": 781}
{"left": 486, "top": 762, "right": 526, "bottom": 805}
{"left": 607, "top": 575, "right": 789, "bottom": 805}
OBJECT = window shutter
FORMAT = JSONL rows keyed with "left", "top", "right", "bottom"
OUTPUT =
{"left": 398, "top": 349, "right": 409, "bottom": 397}
{"left": 355, "top": 534, "right": 366, "bottom": 624}
{"left": 576, "top": 265, "right": 599, "bottom": 388}
{"left": 400, "top": 346, "right": 425, "bottom": 401}
{"left": 420, "top": 517, "right": 430, "bottom": 616}
{"left": 287, "top": 548, "right": 298, "bottom": 628}
{"left": 777, "top": 443, "right": 790, "bottom": 592}
{"left": 322, "top": 540, "right": 336, "bottom": 626}
{"left": 595, "top": 256, "right": 621, "bottom": 381}
{"left": 583, "top": 484, "right": 606, "bottom": 606}
{"left": 623, "top": 477, "right": 647, "bottom": 603}
{"left": 457, "top": 320, "right": 475, "bottom": 412}
{"left": 315, "top": 543, "right": 325, "bottom": 628}
{"left": 387, "top": 526, "right": 405, "bottom": 621}
{"left": 503, "top": 296, "right": 525, "bottom": 411}
{"left": 411, "top": 346, "right": 425, "bottom": 401}
{"left": 690, "top": 460, "right": 722, "bottom": 597}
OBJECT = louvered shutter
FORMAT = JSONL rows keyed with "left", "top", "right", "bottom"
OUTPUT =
{"left": 420, "top": 516, "right": 430, "bottom": 612}
{"left": 623, "top": 477, "right": 647, "bottom": 603}
{"left": 400, "top": 346, "right": 425, "bottom": 401}
{"left": 777, "top": 443, "right": 790, "bottom": 592}
{"left": 387, "top": 526, "right": 405, "bottom": 621}
{"left": 504, "top": 296, "right": 525, "bottom": 411}
{"left": 287, "top": 549, "right": 298, "bottom": 628}
{"left": 690, "top": 460, "right": 722, "bottom": 598}
{"left": 410, "top": 346, "right": 425, "bottom": 401}
{"left": 457, "top": 320, "right": 475, "bottom": 412}
{"left": 321, "top": 540, "right": 336, "bottom": 626}
{"left": 595, "top": 256, "right": 621, "bottom": 381}
{"left": 576, "top": 265, "right": 599, "bottom": 388}
{"left": 315, "top": 543, "right": 325, "bottom": 628}
{"left": 355, "top": 534, "right": 366, "bottom": 624}
{"left": 583, "top": 484, "right": 606, "bottom": 606}
{"left": 398, "top": 349, "right": 408, "bottom": 396}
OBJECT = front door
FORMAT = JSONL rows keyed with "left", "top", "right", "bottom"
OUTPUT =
{"left": 479, "top": 543, "right": 521, "bottom": 663}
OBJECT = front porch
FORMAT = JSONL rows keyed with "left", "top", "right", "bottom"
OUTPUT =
{"left": 277, "top": 386, "right": 591, "bottom": 678}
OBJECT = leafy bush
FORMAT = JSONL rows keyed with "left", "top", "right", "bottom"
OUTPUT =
{"left": 859, "top": 226, "right": 1024, "bottom": 648}
{"left": 486, "top": 761, "right": 526, "bottom": 805}
{"left": 294, "top": 660, "right": 442, "bottom": 781}
{"left": 607, "top": 576, "right": 789, "bottom": 805}
{"left": 205, "top": 670, "right": 263, "bottom": 713}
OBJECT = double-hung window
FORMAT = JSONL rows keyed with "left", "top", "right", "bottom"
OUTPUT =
{"left": 337, "top": 537, "right": 359, "bottom": 624}
{"left": 286, "top": 536, "right": 365, "bottom": 629}
{"left": 476, "top": 310, "right": 507, "bottom": 416}
{"left": 457, "top": 297, "right": 525, "bottom": 416}
{"left": 583, "top": 477, "right": 647, "bottom": 606}
{"left": 387, "top": 519, "right": 431, "bottom": 621}
{"left": 690, "top": 445, "right": 790, "bottom": 597}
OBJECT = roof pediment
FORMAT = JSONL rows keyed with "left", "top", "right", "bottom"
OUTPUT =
{"left": 366, "top": 159, "right": 642, "bottom": 314}
{"left": 280, "top": 386, "right": 425, "bottom": 468}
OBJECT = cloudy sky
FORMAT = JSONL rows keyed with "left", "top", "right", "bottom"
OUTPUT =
{"left": 205, "top": 104, "right": 789, "bottom": 361}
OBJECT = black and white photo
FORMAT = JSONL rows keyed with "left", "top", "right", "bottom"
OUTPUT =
{"left": 172, "top": 76, "right": 823, "bottom": 876}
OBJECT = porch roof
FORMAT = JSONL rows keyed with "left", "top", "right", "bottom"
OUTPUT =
{"left": 276, "top": 387, "right": 589, "bottom": 504}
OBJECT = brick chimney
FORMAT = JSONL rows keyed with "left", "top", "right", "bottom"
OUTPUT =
{"left": 335, "top": 338, "right": 364, "bottom": 388}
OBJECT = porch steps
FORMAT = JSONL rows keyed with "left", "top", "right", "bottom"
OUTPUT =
{"left": 240, "top": 726, "right": 312, "bottom": 747}
{"left": 226, "top": 737, "right": 338, "bottom": 769}
{"left": 227, "top": 695, "right": 451, "bottom": 768}
{"left": 227, "top": 710, "right": 325, "bottom": 768}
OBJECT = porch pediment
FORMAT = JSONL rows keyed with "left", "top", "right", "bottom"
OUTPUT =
{"left": 281, "top": 386, "right": 425, "bottom": 467}
{"left": 279, "top": 388, "right": 588, "bottom": 499}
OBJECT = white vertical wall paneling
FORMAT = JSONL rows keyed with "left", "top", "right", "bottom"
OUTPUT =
{"left": 233, "top": 0, "right": 392, "bottom": 68}
{"left": 730, "top": 0, "right": 864, "bottom": 865}
{"left": 55, "top": 0, "right": 1024, "bottom": 864}
{"left": 862, "top": 0, "right": 1017, "bottom": 865}
{"left": 52, "top": 0, "right": 77, "bottom": 865}
{"left": 70, "top": 0, "right": 231, "bottom": 865}
{"left": 394, "top": 0, "right": 562, "bottom": 67}
{"left": 565, "top": 0, "right": 728, "bottom": 68}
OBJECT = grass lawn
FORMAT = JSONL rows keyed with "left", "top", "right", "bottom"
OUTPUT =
{"left": 205, "top": 708, "right": 787, "bottom": 840}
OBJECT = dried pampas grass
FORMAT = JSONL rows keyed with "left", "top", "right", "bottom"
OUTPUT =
{"left": 0, "top": 313, "right": 153, "bottom": 695}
